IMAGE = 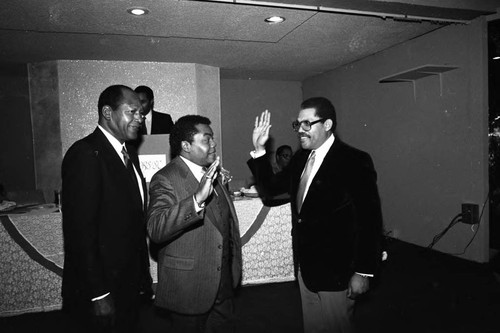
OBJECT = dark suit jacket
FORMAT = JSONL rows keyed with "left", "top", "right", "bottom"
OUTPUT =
{"left": 150, "top": 110, "right": 174, "bottom": 134}
{"left": 248, "top": 138, "right": 383, "bottom": 292}
{"left": 61, "top": 128, "right": 152, "bottom": 307}
{"left": 147, "top": 156, "right": 242, "bottom": 314}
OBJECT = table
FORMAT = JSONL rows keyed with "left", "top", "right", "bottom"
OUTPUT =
{"left": 0, "top": 199, "right": 294, "bottom": 316}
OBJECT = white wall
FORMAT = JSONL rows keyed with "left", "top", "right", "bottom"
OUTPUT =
{"left": 303, "top": 18, "right": 489, "bottom": 262}
{"left": 220, "top": 79, "right": 302, "bottom": 190}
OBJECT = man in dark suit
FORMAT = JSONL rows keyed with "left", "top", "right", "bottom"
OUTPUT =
{"left": 134, "top": 85, "right": 174, "bottom": 135}
{"left": 61, "top": 85, "right": 153, "bottom": 332}
{"left": 248, "top": 97, "right": 383, "bottom": 333}
{"left": 147, "top": 115, "right": 242, "bottom": 333}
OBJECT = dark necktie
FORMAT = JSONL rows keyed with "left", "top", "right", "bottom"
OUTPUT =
{"left": 121, "top": 146, "right": 140, "bottom": 192}
{"left": 141, "top": 122, "right": 147, "bottom": 135}
{"left": 296, "top": 151, "right": 316, "bottom": 213}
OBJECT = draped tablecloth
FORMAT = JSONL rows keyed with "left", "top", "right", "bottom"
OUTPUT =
{"left": 0, "top": 199, "right": 294, "bottom": 316}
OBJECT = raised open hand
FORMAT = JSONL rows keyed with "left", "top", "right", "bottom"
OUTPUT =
{"left": 194, "top": 156, "right": 220, "bottom": 206}
{"left": 252, "top": 110, "right": 272, "bottom": 153}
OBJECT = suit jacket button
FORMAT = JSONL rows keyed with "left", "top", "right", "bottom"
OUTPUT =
{"left": 297, "top": 218, "right": 302, "bottom": 224}
{"left": 218, "top": 244, "right": 222, "bottom": 249}
{"left": 217, "top": 266, "right": 221, "bottom": 271}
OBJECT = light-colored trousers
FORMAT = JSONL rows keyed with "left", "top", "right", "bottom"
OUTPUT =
{"left": 298, "top": 270, "right": 355, "bottom": 333}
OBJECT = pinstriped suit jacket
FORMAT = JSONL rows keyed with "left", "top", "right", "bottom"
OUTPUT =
{"left": 147, "top": 156, "right": 242, "bottom": 314}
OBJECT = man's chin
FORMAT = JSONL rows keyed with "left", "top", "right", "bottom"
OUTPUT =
{"left": 127, "top": 134, "right": 138, "bottom": 141}
{"left": 127, "top": 129, "right": 140, "bottom": 140}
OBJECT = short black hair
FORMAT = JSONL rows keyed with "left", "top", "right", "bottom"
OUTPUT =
{"left": 97, "top": 85, "right": 132, "bottom": 116}
{"left": 300, "top": 97, "right": 337, "bottom": 132}
{"left": 276, "top": 145, "right": 292, "bottom": 156}
{"left": 134, "top": 85, "right": 154, "bottom": 100}
{"left": 170, "top": 115, "right": 211, "bottom": 157}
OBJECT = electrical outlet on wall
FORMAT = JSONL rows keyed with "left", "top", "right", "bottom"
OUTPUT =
{"left": 461, "top": 203, "right": 479, "bottom": 225}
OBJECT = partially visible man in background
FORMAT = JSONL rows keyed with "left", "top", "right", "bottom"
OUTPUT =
{"left": 273, "top": 144, "right": 293, "bottom": 174}
{"left": 134, "top": 85, "right": 174, "bottom": 135}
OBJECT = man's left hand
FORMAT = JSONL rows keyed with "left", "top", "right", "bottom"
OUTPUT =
{"left": 347, "top": 274, "right": 370, "bottom": 300}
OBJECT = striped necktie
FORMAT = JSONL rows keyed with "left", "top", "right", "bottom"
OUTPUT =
{"left": 296, "top": 151, "right": 316, "bottom": 213}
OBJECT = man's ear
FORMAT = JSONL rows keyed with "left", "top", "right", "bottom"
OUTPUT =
{"left": 181, "top": 140, "right": 191, "bottom": 153}
{"left": 101, "top": 105, "right": 113, "bottom": 120}
{"left": 324, "top": 119, "right": 333, "bottom": 132}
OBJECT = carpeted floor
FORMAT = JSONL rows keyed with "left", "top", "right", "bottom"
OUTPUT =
{"left": 1, "top": 238, "right": 500, "bottom": 333}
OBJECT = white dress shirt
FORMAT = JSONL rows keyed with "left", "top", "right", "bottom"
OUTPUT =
{"left": 144, "top": 111, "right": 153, "bottom": 135}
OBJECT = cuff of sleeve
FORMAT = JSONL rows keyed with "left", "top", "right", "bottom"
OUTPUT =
{"left": 355, "top": 272, "right": 374, "bottom": 278}
{"left": 250, "top": 150, "right": 266, "bottom": 159}
{"left": 91, "top": 292, "right": 110, "bottom": 301}
{"left": 193, "top": 195, "right": 205, "bottom": 212}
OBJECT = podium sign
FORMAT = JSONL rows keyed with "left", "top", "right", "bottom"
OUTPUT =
{"left": 137, "top": 134, "right": 170, "bottom": 182}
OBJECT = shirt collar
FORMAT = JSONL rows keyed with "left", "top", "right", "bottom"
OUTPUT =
{"left": 145, "top": 110, "right": 153, "bottom": 122}
{"left": 311, "top": 133, "right": 335, "bottom": 160}
{"left": 97, "top": 125, "right": 126, "bottom": 156}
{"left": 180, "top": 155, "right": 205, "bottom": 182}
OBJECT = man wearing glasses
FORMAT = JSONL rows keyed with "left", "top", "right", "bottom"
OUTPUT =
{"left": 274, "top": 144, "right": 293, "bottom": 174}
{"left": 248, "top": 97, "right": 383, "bottom": 333}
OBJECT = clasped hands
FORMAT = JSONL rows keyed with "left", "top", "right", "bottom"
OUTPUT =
{"left": 194, "top": 156, "right": 220, "bottom": 206}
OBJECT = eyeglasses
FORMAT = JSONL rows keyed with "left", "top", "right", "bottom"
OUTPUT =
{"left": 292, "top": 119, "right": 324, "bottom": 132}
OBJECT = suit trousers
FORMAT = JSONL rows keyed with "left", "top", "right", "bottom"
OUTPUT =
{"left": 168, "top": 297, "right": 235, "bottom": 333}
{"left": 298, "top": 270, "right": 355, "bottom": 333}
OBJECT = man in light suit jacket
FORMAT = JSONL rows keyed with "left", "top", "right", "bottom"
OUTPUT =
{"left": 248, "top": 97, "right": 383, "bottom": 333}
{"left": 147, "top": 115, "right": 242, "bottom": 333}
{"left": 61, "top": 85, "right": 153, "bottom": 332}
{"left": 134, "top": 85, "right": 174, "bottom": 135}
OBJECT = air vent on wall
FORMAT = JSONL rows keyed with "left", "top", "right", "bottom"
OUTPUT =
{"left": 379, "top": 65, "right": 458, "bottom": 100}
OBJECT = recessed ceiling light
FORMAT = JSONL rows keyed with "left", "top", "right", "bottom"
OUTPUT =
{"left": 265, "top": 16, "right": 285, "bottom": 24}
{"left": 127, "top": 7, "right": 149, "bottom": 16}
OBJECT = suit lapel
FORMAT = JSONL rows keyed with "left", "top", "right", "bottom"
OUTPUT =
{"left": 151, "top": 111, "right": 157, "bottom": 134}
{"left": 175, "top": 157, "right": 238, "bottom": 235}
{"left": 291, "top": 150, "right": 310, "bottom": 214}
{"left": 204, "top": 180, "right": 224, "bottom": 233}
{"left": 175, "top": 157, "right": 200, "bottom": 198}
{"left": 293, "top": 140, "right": 341, "bottom": 215}
{"left": 175, "top": 157, "right": 218, "bottom": 227}
{"left": 126, "top": 143, "right": 147, "bottom": 211}
{"left": 91, "top": 129, "right": 144, "bottom": 211}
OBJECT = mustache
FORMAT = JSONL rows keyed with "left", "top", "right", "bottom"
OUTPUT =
{"left": 298, "top": 133, "right": 310, "bottom": 138}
